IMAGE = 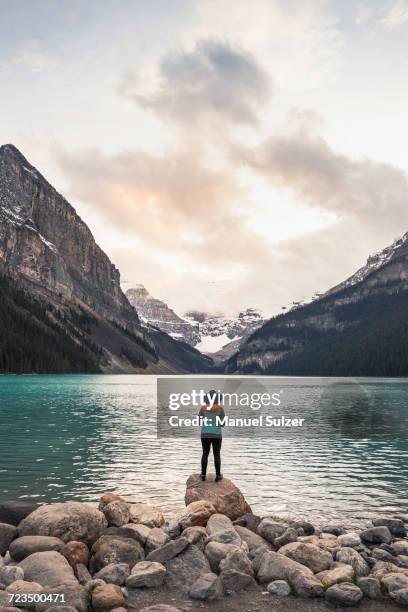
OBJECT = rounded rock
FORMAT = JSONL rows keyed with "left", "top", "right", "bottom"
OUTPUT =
{"left": 267, "top": 579, "right": 291, "bottom": 596}
{"left": 92, "top": 583, "right": 125, "bottom": 612}
{"left": 325, "top": 582, "right": 363, "bottom": 606}
{"left": 103, "top": 501, "right": 130, "bottom": 528}
{"left": 62, "top": 540, "right": 90, "bottom": 568}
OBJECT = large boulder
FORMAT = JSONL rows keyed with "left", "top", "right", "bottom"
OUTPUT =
{"left": 257, "top": 551, "right": 323, "bottom": 597}
{"left": 18, "top": 502, "right": 107, "bottom": 545}
{"left": 0, "top": 501, "right": 40, "bottom": 526}
{"left": 316, "top": 565, "right": 355, "bottom": 589}
{"left": 9, "top": 535, "right": 64, "bottom": 561}
{"left": 360, "top": 526, "right": 392, "bottom": 545}
{"left": 90, "top": 535, "right": 144, "bottom": 573}
{"left": 129, "top": 503, "right": 164, "bottom": 528}
{"left": 165, "top": 544, "right": 211, "bottom": 592}
{"left": 18, "top": 550, "right": 78, "bottom": 588}
{"left": 278, "top": 542, "right": 332, "bottom": 573}
{"left": 0, "top": 523, "right": 18, "bottom": 555}
{"left": 185, "top": 474, "right": 251, "bottom": 520}
{"left": 336, "top": 547, "right": 370, "bottom": 577}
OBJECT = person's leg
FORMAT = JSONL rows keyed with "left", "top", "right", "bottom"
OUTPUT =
{"left": 212, "top": 438, "right": 222, "bottom": 477}
{"left": 201, "top": 438, "right": 211, "bottom": 476}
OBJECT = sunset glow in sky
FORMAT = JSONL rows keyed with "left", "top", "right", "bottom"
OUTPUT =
{"left": 1, "top": 0, "right": 408, "bottom": 315}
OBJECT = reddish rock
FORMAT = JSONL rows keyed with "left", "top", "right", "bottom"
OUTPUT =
{"left": 185, "top": 475, "right": 251, "bottom": 521}
{"left": 62, "top": 541, "right": 90, "bottom": 568}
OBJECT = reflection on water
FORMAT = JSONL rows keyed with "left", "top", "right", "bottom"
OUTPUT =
{"left": 0, "top": 375, "right": 407, "bottom": 521}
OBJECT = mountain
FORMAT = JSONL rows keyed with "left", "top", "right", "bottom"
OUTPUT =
{"left": 0, "top": 144, "right": 212, "bottom": 374}
{"left": 226, "top": 233, "right": 408, "bottom": 376}
{"left": 126, "top": 284, "right": 200, "bottom": 345}
{"left": 187, "top": 309, "right": 265, "bottom": 358}
{"left": 125, "top": 283, "right": 265, "bottom": 357}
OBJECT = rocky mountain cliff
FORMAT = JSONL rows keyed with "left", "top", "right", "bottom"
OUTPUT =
{"left": 126, "top": 285, "right": 200, "bottom": 345}
{"left": 227, "top": 232, "right": 408, "bottom": 376}
{"left": 0, "top": 144, "right": 212, "bottom": 374}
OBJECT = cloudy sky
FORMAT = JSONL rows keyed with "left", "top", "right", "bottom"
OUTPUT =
{"left": 1, "top": 0, "right": 408, "bottom": 316}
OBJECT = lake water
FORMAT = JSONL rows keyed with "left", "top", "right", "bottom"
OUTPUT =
{"left": 0, "top": 374, "right": 407, "bottom": 523}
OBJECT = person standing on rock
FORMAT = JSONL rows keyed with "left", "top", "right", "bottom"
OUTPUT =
{"left": 199, "top": 390, "right": 225, "bottom": 482}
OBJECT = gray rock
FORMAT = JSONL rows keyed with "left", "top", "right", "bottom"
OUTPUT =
{"left": 18, "top": 502, "right": 107, "bottom": 545}
{"left": 321, "top": 525, "right": 344, "bottom": 536}
{"left": 219, "top": 547, "right": 254, "bottom": 576}
{"left": 163, "top": 520, "right": 181, "bottom": 539}
{"left": 251, "top": 546, "right": 269, "bottom": 574}
{"left": 181, "top": 526, "right": 207, "bottom": 550}
{"left": 220, "top": 569, "right": 258, "bottom": 592}
{"left": 145, "top": 528, "right": 170, "bottom": 554}
{"left": 206, "top": 528, "right": 241, "bottom": 547}
{"left": 360, "top": 526, "right": 392, "bottom": 545}
{"left": 274, "top": 528, "right": 298, "bottom": 549}
{"left": 233, "top": 513, "right": 262, "bottom": 533}
{"left": 146, "top": 537, "right": 189, "bottom": 563}
{"left": 0, "top": 565, "right": 24, "bottom": 586}
{"left": 94, "top": 562, "right": 130, "bottom": 586}
{"left": 338, "top": 533, "right": 361, "bottom": 548}
{"left": 267, "top": 579, "right": 291, "bottom": 595}
{"left": 372, "top": 517, "right": 406, "bottom": 537}
{"left": 393, "top": 588, "right": 408, "bottom": 606}
{"left": 126, "top": 560, "right": 166, "bottom": 588}
{"left": 0, "top": 523, "right": 17, "bottom": 555}
{"left": 109, "top": 523, "right": 151, "bottom": 545}
{"left": 0, "top": 501, "right": 40, "bottom": 526}
{"left": 9, "top": 535, "right": 64, "bottom": 561}
{"left": 356, "top": 576, "right": 383, "bottom": 600}
{"left": 18, "top": 550, "right": 78, "bottom": 588}
{"left": 165, "top": 544, "right": 211, "bottom": 592}
{"left": 380, "top": 572, "right": 408, "bottom": 595}
{"left": 76, "top": 562, "right": 92, "bottom": 585}
{"left": 287, "top": 568, "right": 324, "bottom": 598}
{"left": 257, "top": 519, "right": 285, "bottom": 543}
{"left": 40, "top": 584, "right": 89, "bottom": 612}
{"left": 325, "top": 582, "right": 363, "bottom": 606}
{"left": 289, "top": 521, "right": 315, "bottom": 535}
{"left": 278, "top": 541, "right": 332, "bottom": 573}
{"left": 90, "top": 535, "right": 144, "bottom": 573}
{"left": 189, "top": 572, "right": 223, "bottom": 600}
{"left": 372, "top": 547, "right": 398, "bottom": 563}
{"left": 103, "top": 501, "right": 130, "bottom": 528}
{"left": 204, "top": 541, "right": 238, "bottom": 573}
{"left": 336, "top": 547, "right": 370, "bottom": 577}
{"left": 391, "top": 540, "right": 408, "bottom": 556}
{"left": 206, "top": 513, "right": 233, "bottom": 536}
{"left": 257, "top": 551, "right": 323, "bottom": 597}
{"left": 235, "top": 525, "right": 271, "bottom": 552}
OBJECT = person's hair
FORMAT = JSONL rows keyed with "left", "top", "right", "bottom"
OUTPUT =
{"left": 204, "top": 390, "right": 223, "bottom": 405}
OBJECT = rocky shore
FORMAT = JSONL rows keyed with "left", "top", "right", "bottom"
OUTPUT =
{"left": 0, "top": 475, "right": 408, "bottom": 611}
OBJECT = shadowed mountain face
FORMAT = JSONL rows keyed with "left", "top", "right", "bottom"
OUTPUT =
{"left": 0, "top": 144, "right": 212, "bottom": 374}
{"left": 227, "top": 233, "right": 408, "bottom": 376}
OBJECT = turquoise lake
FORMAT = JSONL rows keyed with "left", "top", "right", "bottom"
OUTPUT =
{"left": 0, "top": 375, "right": 407, "bottom": 522}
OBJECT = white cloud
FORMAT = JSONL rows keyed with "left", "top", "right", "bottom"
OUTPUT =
{"left": 381, "top": 0, "right": 408, "bottom": 28}
{"left": 0, "top": 40, "right": 57, "bottom": 73}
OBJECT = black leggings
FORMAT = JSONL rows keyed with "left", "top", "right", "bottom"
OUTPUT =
{"left": 201, "top": 437, "right": 222, "bottom": 476}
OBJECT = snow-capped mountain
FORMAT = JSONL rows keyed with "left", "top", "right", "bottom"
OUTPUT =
{"left": 125, "top": 284, "right": 265, "bottom": 354}
{"left": 325, "top": 231, "right": 408, "bottom": 297}
{"left": 227, "top": 230, "right": 408, "bottom": 375}
{"left": 126, "top": 285, "right": 200, "bottom": 346}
